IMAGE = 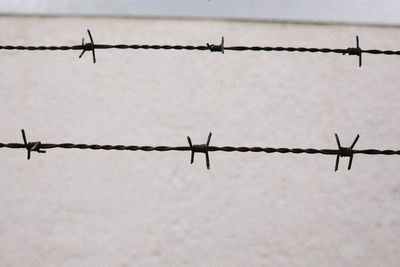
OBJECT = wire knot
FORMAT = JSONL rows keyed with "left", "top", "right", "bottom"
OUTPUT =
{"left": 79, "top": 29, "right": 96, "bottom": 64}
{"left": 21, "top": 129, "right": 46, "bottom": 160}
{"left": 187, "top": 132, "right": 212, "bottom": 169}
{"left": 207, "top": 37, "right": 224, "bottom": 54}
{"left": 191, "top": 144, "right": 209, "bottom": 153}
{"left": 344, "top": 47, "right": 361, "bottom": 56}
{"left": 334, "top": 133, "right": 359, "bottom": 171}
{"left": 343, "top": 36, "right": 362, "bottom": 67}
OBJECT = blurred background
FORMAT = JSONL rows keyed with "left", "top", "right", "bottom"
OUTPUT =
{"left": 0, "top": 1, "right": 399, "bottom": 267}
{"left": 2, "top": 0, "right": 400, "bottom": 25}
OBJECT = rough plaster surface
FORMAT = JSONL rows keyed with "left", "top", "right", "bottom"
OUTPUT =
{"left": 0, "top": 16, "right": 399, "bottom": 267}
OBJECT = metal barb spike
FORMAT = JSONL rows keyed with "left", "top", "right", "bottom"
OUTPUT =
{"left": 207, "top": 37, "right": 224, "bottom": 54}
{"left": 187, "top": 132, "right": 212, "bottom": 169}
{"left": 20, "top": 129, "right": 46, "bottom": 160}
{"left": 343, "top": 36, "right": 362, "bottom": 67}
{"left": 334, "top": 134, "right": 359, "bottom": 171}
{"left": 79, "top": 29, "right": 96, "bottom": 63}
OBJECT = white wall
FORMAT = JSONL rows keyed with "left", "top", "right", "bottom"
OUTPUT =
{"left": 0, "top": 16, "right": 399, "bottom": 267}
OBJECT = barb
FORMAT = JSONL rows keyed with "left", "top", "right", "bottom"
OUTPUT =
{"left": 0, "top": 31, "right": 399, "bottom": 66}
{"left": 0, "top": 130, "right": 399, "bottom": 171}
{"left": 78, "top": 29, "right": 96, "bottom": 63}
{"left": 343, "top": 36, "right": 362, "bottom": 67}
{"left": 20, "top": 129, "right": 46, "bottom": 160}
{"left": 207, "top": 36, "right": 224, "bottom": 54}
{"left": 187, "top": 132, "right": 212, "bottom": 169}
{"left": 334, "top": 133, "right": 359, "bottom": 171}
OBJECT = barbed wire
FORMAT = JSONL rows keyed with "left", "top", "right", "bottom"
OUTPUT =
{"left": 0, "top": 130, "right": 398, "bottom": 171}
{"left": 1, "top": 30, "right": 399, "bottom": 66}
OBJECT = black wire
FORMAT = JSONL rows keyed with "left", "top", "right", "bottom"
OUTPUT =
{"left": 0, "top": 44, "right": 399, "bottom": 55}
{"left": 1, "top": 142, "right": 398, "bottom": 155}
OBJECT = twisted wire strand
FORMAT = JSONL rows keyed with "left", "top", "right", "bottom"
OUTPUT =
{"left": 1, "top": 143, "right": 399, "bottom": 155}
{"left": 0, "top": 44, "right": 399, "bottom": 55}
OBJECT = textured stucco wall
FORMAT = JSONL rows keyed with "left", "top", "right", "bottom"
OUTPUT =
{"left": 0, "top": 16, "right": 399, "bottom": 267}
